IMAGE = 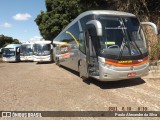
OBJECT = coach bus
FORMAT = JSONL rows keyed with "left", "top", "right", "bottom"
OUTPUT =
{"left": 2, "top": 44, "right": 21, "bottom": 62}
{"left": 53, "top": 10, "right": 158, "bottom": 81}
{"left": 20, "top": 42, "right": 34, "bottom": 61}
{"left": 33, "top": 40, "right": 53, "bottom": 62}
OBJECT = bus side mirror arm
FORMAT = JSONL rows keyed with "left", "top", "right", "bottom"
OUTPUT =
{"left": 17, "top": 48, "right": 20, "bottom": 52}
{"left": 141, "top": 22, "right": 158, "bottom": 35}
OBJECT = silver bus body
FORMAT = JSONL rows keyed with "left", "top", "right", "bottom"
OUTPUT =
{"left": 53, "top": 10, "right": 158, "bottom": 81}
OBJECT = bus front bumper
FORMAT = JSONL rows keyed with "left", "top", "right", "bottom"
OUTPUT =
{"left": 34, "top": 56, "right": 51, "bottom": 62}
{"left": 99, "top": 62, "right": 149, "bottom": 81}
{"left": 2, "top": 57, "right": 16, "bottom": 62}
{"left": 20, "top": 56, "right": 33, "bottom": 61}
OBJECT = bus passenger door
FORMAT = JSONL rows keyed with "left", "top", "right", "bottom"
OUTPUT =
{"left": 79, "top": 30, "right": 99, "bottom": 78}
{"left": 85, "top": 30, "right": 100, "bottom": 77}
{"left": 79, "top": 20, "right": 102, "bottom": 78}
{"left": 79, "top": 32, "right": 88, "bottom": 78}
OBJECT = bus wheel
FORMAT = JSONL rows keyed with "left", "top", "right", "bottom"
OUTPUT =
{"left": 78, "top": 64, "right": 82, "bottom": 78}
{"left": 79, "top": 69, "right": 82, "bottom": 78}
{"left": 78, "top": 64, "right": 86, "bottom": 80}
{"left": 55, "top": 58, "right": 60, "bottom": 67}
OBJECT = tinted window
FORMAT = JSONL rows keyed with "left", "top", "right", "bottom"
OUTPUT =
{"left": 98, "top": 16, "right": 147, "bottom": 60}
{"left": 55, "top": 22, "right": 80, "bottom": 44}
{"left": 80, "top": 15, "right": 93, "bottom": 31}
{"left": 79, "top": 32, "right": 86, "bottom": 54}
{"left": 67, "top": 22, "right": 80, "bottom": 43}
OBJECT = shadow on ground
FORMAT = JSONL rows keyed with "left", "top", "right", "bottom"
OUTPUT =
{"left": 83, "top": 78, "right": 145, "bottom": 89}
{"left": 59, "top": 65, "right": 146, "bottom": 89}
{"left": 36, "top": 61, "right": 54, "bottom": 64}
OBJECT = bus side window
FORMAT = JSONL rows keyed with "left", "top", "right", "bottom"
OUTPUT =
{"left": 79, "top": 32, "right": 86, "bottom": 54}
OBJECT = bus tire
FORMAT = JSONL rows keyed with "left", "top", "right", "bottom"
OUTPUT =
{"left": 55, "top": 58, "right": 60, "bottom": 67}
{"left": 78, "top": 64, "right": 86, "bottom": 80}
{"left": 78, "top": 61, "right": 82, "bottom": 78}
{"left": 79, "top": 67, "right": 82, "bottom": 78}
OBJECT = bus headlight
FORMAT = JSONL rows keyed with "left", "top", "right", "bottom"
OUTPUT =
{"left": 101, "top": 62, "right": 106, "bottom": 67}
{"left": 106, "top": 65, "right": 116, "bottom": 69}
{"left": 100, "top": 62, "right": 115, "bottom": 69}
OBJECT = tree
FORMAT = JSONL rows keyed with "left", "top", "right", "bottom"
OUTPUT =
{"left": 13, "top": 39, "right": 20, "bottom": 44}
{"left": 35, "top": 0, "right": 81, "bottom": 40}
{"left": 35, "top": 0, "right": 110, "bottom": 40}
{"left": 35, "top": 0, "right": 160, "bottom": 40}
{"left": 0, "top": 35, "right": 21, "bottom": 48}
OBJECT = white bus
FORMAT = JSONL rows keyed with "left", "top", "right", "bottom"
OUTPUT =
{"left": 53, "top": 10, "right": 158, "bottom": 81}
{"left": 2, "top": 44, "right": 21, "bottom": 62}
{"left": 20, "top": 42, "right": 34, "bottom": 61}
{"left": 33, "top": 40, "right": 53, "bottom": 62}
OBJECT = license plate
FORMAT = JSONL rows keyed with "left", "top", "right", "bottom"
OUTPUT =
{"left": 127, "top": 72, "right": 136, "bottom": 77}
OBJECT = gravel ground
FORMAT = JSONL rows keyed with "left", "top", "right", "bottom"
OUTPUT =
{"left": 0, "top": 62, "right": 160, "bottom": 120}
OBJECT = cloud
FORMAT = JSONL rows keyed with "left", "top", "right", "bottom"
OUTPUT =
{"left": 13, "top": 13, "right": 32, "bottom": 21}
{"left": 29, "top": 36, "right": 43, "bottom": 41}
{"left": 0, "top": 22, "right": 12, "bottom": 28}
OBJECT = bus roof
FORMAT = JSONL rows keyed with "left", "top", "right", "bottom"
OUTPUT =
{"left": 21, "top": 41, "right": 34, "bottom": 44}
{"left": 54, "top": 10, "right": 136, "bottom": 40}
{"left": 80, "top": 10, "right": 135, "bottom": 18}
{"left": 4, "top": 44, "right": 21, "bottom": 48}
{"left": 68, "top": 10, "right": 135, "bottom": 28}
{"left": 21, "top": 43, "right": 34, "bottom": 45}
{"left": 53, "top": 41, "right": 68, "bottom": 45}
{"left": 34, "top": 40, "right": 51, "bottom": 44}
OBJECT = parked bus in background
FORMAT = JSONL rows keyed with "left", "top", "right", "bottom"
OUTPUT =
{"left": 33, "top": 40, "right": 53, "bottom": 62}
{"left": 2, "top": 44, "right": 21, "bottom": 62}
{"left": 20, "top": 42, "right": 34, "bottom": 61}
{"left": 53, "top": 10, "right": 158, "bottom": 81}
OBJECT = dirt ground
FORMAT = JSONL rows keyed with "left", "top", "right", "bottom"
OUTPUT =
{"left": 0, "top": 62, "right": 160, "bottom": 120}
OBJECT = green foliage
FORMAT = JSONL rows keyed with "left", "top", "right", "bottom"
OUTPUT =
{"left": 0, "top": 35, "right": 21, "bottom": 48}
{"left": 111, "top": 0, "right": 160, "bottom": 24}
{"left": 149, "top": 39, "right": 160, "bottom": 61}
{"left": 35, "top": 0, "right": 160, "bottom": 60}
{"left": 35, "top": 0, "right": 80, "bottom": 40}
{"left": 35, "top": 0, "right": 110, "bottom": 40}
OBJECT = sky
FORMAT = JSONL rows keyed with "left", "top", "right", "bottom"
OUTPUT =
{"left": 0, "top": 0, "right": 46, "bottom": 42}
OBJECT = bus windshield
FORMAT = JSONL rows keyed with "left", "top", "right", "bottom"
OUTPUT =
{"left": 21, "top": 44, "right": 33, "bottom": 56}
{"left": 98, "top": 16, "right": 147, "bottom": 60}
{"left": 3, "top": 48, "right": 15, "bottom": 57}
{"left": 34, "top": 44, "right": 51, "bottom": 56}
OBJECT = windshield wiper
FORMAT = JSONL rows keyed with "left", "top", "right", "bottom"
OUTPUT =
{"left": 129, "top": 37, "right": 143, "bottom": 57}
{"left": 128, "top": 27, "right": 144, "bottom": 58}
{"left": 118, "top": 18, "right": 132, "bottom": 60}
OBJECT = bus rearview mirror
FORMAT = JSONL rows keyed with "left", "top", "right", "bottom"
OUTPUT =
{"left": 141, "top": 22, "right": 158, "bottom": 35}
{"left": 86, "top": 20, "right": 102, "bottom": 36}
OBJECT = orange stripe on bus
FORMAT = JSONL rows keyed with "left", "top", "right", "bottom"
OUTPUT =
{"left": 105, "top": 57, "right": 149, "bottom": 67}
